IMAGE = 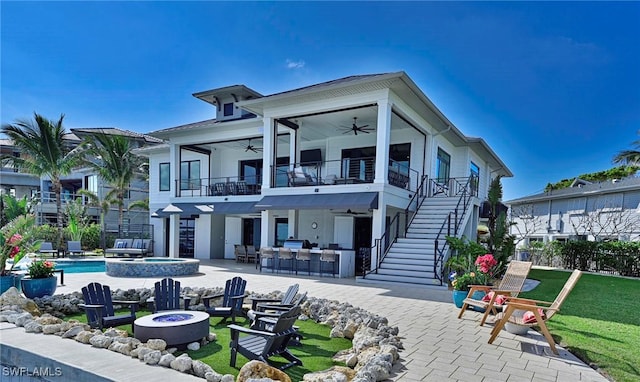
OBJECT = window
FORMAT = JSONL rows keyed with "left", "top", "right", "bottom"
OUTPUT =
{"left": 275, "top": 218, "right": 289, "bottom": 247}
{"left": 341, "top": 146, "right": 375, "bottom": 181}
{"left": 159, "top": 163, "right": 170, "bottom": 191}
{"left": 180, "top": 160, "right": 200, "bottom": 190}
{"left": 85, "top": 175, "right": 98, "bottom": 194}
{"left": 436, "top": 148, "right": 451, "bottom": 182}
{"left": 223, "top": 103, "right": 234, "bottom": 117}
{"left": 470, "top": 162, "right": 480, "bottom": 193}
{"left": 389, "top": 143, "right": 411, "bottom": 175}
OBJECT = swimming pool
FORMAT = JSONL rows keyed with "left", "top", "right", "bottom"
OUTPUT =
{"left": 53, "top": 260, "right": 105, "bottom": 273}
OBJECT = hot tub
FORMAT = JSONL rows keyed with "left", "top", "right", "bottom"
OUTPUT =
{"left": 105, "top": 258, "right": 199, "bottom": 277}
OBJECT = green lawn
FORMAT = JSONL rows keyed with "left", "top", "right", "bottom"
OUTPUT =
{"left": 64, "top": 310, "right": 351, "bottom": 379}
{"left": 521, "top": 269, "right": 640, "bottom": 382}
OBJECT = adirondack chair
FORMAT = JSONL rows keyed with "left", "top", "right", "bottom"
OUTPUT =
{"left": 79, "top": 282, "right": 138, "bottom": 331}
{"left": 458, "top": 260, "right": 532, "bottom": 326}
{"left": 147, "top": 278, "right": 191, "bottom": 313}
{"left": 488, "top": 270, "right": 582, "bottom": 355}
{"left": 249, "top": 284, "right": 299, "bottom": 312}
{"left": 228, "top": 306, "right": 303, "bottom": 370}
{"left": 249, "top": 292, "right": 308, "bottom": 346}
{"left": 202, "top": 276, "right": 247, "bottom": 323}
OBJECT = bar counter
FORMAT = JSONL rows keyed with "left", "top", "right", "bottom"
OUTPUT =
{"left": 261, "top": 248, "right": 355, "bottom": 278}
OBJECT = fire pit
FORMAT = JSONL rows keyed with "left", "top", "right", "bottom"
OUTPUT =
{"left": 134, "top": 310, "right": 209, "bottom": 346}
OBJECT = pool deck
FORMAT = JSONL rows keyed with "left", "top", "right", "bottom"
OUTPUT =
{"left": 1, "top": 259, "right": 607, "bottom": 381}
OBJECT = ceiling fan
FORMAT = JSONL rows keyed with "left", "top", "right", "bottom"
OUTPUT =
{"left": 339, "top": 117, "right": 375, "bottom": 136}
{"left": 244, "top": 139, "right": 262, "bottom": 153}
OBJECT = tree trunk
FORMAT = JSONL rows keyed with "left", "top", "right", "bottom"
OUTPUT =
{"left": 53, "top": 180, "right": 64, "bottom": 251}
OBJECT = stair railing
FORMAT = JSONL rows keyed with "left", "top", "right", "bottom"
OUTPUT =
{"left": 364, "top": 212, "right": 402, "bottom": 276}
{"left": 433, "top": 175, "right": 478, "bottom": 285}
{"left": 404, "top": 175, "right": 429, "bottom": 232}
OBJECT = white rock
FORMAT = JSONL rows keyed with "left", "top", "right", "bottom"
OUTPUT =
{"left": 170, "top": 354, "right": 192, "bottom": 372}
{"left": 144, "top": 350, "right": 162, "bottom": 365}
{"left": 187, "top": 341, "right": 200, "bottom": 351}
{"left": 89, "top": 334, "right": 113, "bottom": 348}
{"left": 146, "top": 338, "right": 167, "bottom": 351}
{"left": 42, "top": 323, "right": 63, "bottom": 334}
{"left": 158, "top": 353, "right": 176, "bottom": 367}
{"left": 24, "top": 320, "right": 43, "bottom": 333}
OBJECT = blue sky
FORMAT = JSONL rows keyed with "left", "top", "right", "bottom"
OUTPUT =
{"left": 2, "top": 2, "right": 639, "bottom": 201}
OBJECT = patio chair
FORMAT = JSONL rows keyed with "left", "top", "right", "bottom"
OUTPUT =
{"left": 79, "top": 282, "right": 138, "bottom": 332}
{"left": 147, "top": 278, "right": 191, "bottom": 313}
{"left": 234, "top": 244, "right": 247, "bottom": 263}
{"left": 228, "top": 306, "right": 303, "bottom": 370}
{"left": 245, "top": 245, "right": 258, "bottom": 264}
{"left": 38, "top": 242, "right": 58, "bottom": 258}
{"left": 236, "top": 181, "right": 249, "bottom": 195}
{"left": 213, "top": 182, "right": 227, "bottom": 196}
{"left": 249, "top": 292, "right": 308, "bottom": 346}
{"left": 488, "top": 269, "right": 582, "bottom": 355}
{"left": 248, "top": 284, "right": 299, "bottom": 313}
{"left": 458, "top": 260, "right": 532, "bottom": 326}
{"left": 66, "top": 240, "right": 85, "bottom": 257}
{"left": 202, "top": 276, "right": 247, "bottom": 323}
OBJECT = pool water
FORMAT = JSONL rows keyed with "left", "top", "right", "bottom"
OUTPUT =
{"left": 53, "top": 260, "right": 105, "bottom": 273}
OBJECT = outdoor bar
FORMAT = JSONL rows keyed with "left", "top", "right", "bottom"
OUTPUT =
{"left": 262, "top": 239, "right": 355, "bottom": 278}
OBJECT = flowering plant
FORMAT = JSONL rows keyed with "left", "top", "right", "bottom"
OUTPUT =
{"left": 26, "top": 259, "right": 56, "bottom": 279}
{"left": 0, "top": 215, "right": 40, "bottom": 276}
{"left": 449, "top": 253, "right": 498, "bottom": 291}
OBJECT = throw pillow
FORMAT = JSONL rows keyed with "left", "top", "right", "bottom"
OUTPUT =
{"left": 522, "top": 308, "right": 546, "bottom": 324}
{"left": 482, "top": 291, "right": 508, "bottom": 305}
{"left": 134, "top": 241, "right": 143, "bottom": 249}
{"left": 115, "top": 241, "right": 125, "bottom": 248}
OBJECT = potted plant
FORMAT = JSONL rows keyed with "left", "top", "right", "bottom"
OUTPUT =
{"left": 21, "top": 259, "right": 57, "bottom": 298}
{"left": 0, "top": 215, "right": 39, "bottom": 294}
{"left": 450, "top": 253, "right": 498, "bottom": 308}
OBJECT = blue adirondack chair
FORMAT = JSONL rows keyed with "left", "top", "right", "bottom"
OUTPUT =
{"left": 148, "top": 278, "right": 191, "bottom": 313}
{"left": 228, "top": 305, "right": 303, "bottom": 370}
{"left": 202, "top": 276, "right": 247, "bottom": 323}
{"left": 79, "top": 282, "right": 138, "bottom": 331}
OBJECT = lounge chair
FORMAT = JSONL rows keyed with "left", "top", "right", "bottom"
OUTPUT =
{"left": 147, "top": 278, "right": 191, "bottom": 313}
{"left": 228, "top": 306, "right": 303, "bottom": 370}
{"left": 458, "top": 260, "right": 532, "bottom": 325}
{"left": 39, "top": 242, "right": 58, "bottom": 258}
{"left": 79, "top": 282, "right": 138, "bottom": 332}
{"left": 488, "top": 269, "right": 582, "bottom": 355}
{"left": 66, "top": 241, "right": 84, "bottom": 257}
{"left": 203, "top": 276, "right": 247, "bottom": 323}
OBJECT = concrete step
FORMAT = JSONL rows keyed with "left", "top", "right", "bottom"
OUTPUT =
{"left": 361, "top": 273, "right": 440, "bottom": 286}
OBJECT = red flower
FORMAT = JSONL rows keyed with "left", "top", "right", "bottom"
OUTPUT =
{"left": 475, "top": 254, "right": 497, "bottom": 274}
{"left": 10, "top": 246, "right": 20, "bottom": 258}
{"left": 7, "top": 234, "right": 22, "bottom": 245}
{"left": 44, "top": 261, "right": 53, "bottom": 268}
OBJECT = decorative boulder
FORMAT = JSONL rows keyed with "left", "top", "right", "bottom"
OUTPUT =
{"left": 237, "top": 360, "right": 291, "bottom": 382}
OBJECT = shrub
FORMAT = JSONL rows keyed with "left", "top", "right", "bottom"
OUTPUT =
{"left": 82, "top": 223, "right": 101, "bottom": 250}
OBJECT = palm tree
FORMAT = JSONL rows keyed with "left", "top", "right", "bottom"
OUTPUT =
{"left": 1, "top": 113, "right": 84, "bottom": 249}
{"left": 83, "top": 132, "right": 144, "bottom": 229}
{"left": 77, "top": 189, "right": 115, "bottom": 250}
{"left": 613, "top": 132, "right": 640, "bottom": 165}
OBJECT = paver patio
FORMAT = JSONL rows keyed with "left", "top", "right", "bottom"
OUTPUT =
{"left": 1, "top": 259, "right": 607, "bottom": 381}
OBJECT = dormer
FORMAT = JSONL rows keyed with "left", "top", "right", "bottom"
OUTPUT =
{"left": 192, "top": 85, "right": 263, "bottom": 121}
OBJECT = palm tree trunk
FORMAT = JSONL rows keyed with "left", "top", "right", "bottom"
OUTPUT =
{"left": 53, "top": 180, "right": 64, "bottom": 251}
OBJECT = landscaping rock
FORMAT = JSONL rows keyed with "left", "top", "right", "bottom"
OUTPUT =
{"left": 237, "top": 360, "right": 291, "bottom": 382}
{"left": 158, "top": 353, "right": 176, "bottom": 367}
{"left": 75, "top": 330, "right": 97, "bottom": 344}
{"left": 61, "top": 325, "right": 84, "bottom": 338}
{"left": 207, "top": 332, "right": 216, "bottom": 342}
{"left": 192, "top": 360, "right": 215, "bottom": 378}
{"left": 146, "top": 338, "right": 167, "bottom": 351}
{"left": 35, "top": 314, "right": 62, "bottom": 325}
{"left": 109, "top": 341, "right": 134, "bottom": 356}
{"left": 302, "top": 366, "right": 355, "bottom": 382}
{"left": 42, "top": 323, "right": 63, "bottom": 334}
{"left": 14, "top": 312, "right": 34, "bottom": 327}
{"left": 89, "top": 334, "right": 113, "bottom": 348}
{"left": 136, "top": 347, "right": 154, "bottom": 360}
{"left": 170, "top": 354, "right": 193, "bottom": 373}
{"left": 24, "top": 320, "right": 43, "bottom": 333}
{"left": 0, "top": 288, "right": 40, "bottom": 316}
{"left": 143, "top": 350, "right": 162, "bottom": 365}
{"left": 187, "top": 341, "right": 200, "bottom": 351}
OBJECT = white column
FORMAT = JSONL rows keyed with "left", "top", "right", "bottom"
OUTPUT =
{"left": 370, "top": 193, "right": 386, "bottom": 270}
{"left": 260, "top": 210, "right": 275, "bottom": 247}
{"left": 290, "top": 126, "right": 300, "bottom": 167}
{"left": 168, "top": 214, "right": 180, "bottom": 258}
{"left": 169, "top": 143, "right": 180, "bottom": 196}
{"left": 374, "top": 100, "right": 392, "bottom": 184}
{"left": 261, "top": 117, "right": 274, "bottom": 190}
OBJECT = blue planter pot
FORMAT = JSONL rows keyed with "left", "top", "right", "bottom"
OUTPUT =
{"left": 21, "top": 276, "right": 57, "bottom": 299}
{"left": 0, "top": 274, "right": 17, "bottom": 295}
{"left": 452, "top": 290, "right": 468, "bottom": 308}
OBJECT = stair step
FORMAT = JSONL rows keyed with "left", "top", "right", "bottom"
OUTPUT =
{"left": 384, "top": 253, "right": 434, "bottom": 261}
{"left": 381, "top": 260, "right": 434, "bottom": 268}
{"left": 362, "top": 273, "right": 440, "bottom": 286}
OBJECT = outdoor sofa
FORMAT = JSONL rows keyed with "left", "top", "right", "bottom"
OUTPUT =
{"left": 104, "top": 239, "right": 153, "bottom": 257}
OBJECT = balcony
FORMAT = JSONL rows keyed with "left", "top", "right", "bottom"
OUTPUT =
{"left": 175, "top": 175, "right": 262, "bottom": 197}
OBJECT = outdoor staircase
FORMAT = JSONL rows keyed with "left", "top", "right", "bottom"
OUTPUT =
{"left": 361, "top": 197, "right": 466, "bottom": 287}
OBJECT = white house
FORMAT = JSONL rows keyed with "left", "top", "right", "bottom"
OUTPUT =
{"left": 140, "top": 72, "right": 512, "bottom": 285}
{"left": 508, "top": 176, "right": 640, "bottom": 247}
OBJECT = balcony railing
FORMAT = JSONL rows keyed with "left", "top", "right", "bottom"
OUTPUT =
{"left": 175, "top": 175, "right": 262, "bottom": 197}
{"left": 270, "top": 158, "right": 420, "bottom": 192}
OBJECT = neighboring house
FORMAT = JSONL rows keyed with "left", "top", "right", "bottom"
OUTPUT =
{"left": 141, "top": 71, "right": 512, "bottom": 285}
{"left": 1, "top": 128, "right": 161, "bottom": 232}
{"left": 507, "top": 176, "right": 640, "bottom": 247}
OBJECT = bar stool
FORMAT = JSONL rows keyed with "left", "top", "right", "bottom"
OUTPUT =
{"left": 296, "top": 248, "right": 312, "bottom": 276}
{"left": 320, "top": 249, "right": 337, "bottom": 278}
{"left": 259, "top": 247, "right": 275, "bottom": 273}
{"left": 277, "top": 247, "right": 294, "bottom": 274}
